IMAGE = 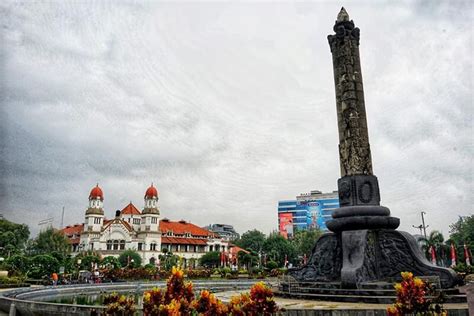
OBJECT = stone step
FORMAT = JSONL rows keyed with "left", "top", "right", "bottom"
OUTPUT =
{"left": 276, "top": 290, "right": 467, "bottom": 305}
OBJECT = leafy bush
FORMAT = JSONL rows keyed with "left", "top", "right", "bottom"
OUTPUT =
{"left": 265, "top": 260, "right": 278, "bottom": 270}
{"left": 0, "top": 276, "right": 25, "bottom": 285}
{"left": 186, "top": 269, "right": 211, "bottom": 279}
{"left": 387, "top": 272, "right": 446, "bottom": 316}
{"left": 269, "top": 268, "right": 283, "bottom": 277}
{"left": 192, "top": 290, "right": 229, "bottom": 315}
{"left": 228, "top": 282, "right": 278, "bottom": 315}
{"left": 452, "top": 263, "right": 474, "bottom": 275}
{"left": 106, "top": 267, "right": 279, "bottom": 316}
{"left": 102, "top": 292, "right": 136, "bottom": 315}
{"left": 219, "top": 267, "right": 231, "bottom": 278}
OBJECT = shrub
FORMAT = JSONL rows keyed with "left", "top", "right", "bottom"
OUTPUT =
{"left": 228, "top": 282, "right": 278, "bottom": 315}
{"left": 192, "top": 290, "right": 228, "bottom": 315}
{"left": 452, "top": 263, "right": 474, "bottom": 275}
{"left": 269, "top": 268, "right": 282, "bottom": 277}
{"left": 0, "top": 276, "right": 24, "bottom": 285}
{"left": 106, "top": 267, "right": 279, "bottom": 316}
{"left": 219, "top": 267, "right": 231, "bottom": 278}
{"left": 186, "top": 269, "right": 211, "bottom": 279}
{"left": 102, "top": 292, "right": 136, "bottom": 316}
{"left": 387, "top": 272, "right": 446, "bottom": 316}
{"left": 142, "top": 266, "right": 194, "bottom": 315}
{"left": 265, "top": 260, "right": 278, "bottom": 270}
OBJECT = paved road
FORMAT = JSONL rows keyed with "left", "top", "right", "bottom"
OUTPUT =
{"left": 215, "top": 290, "right": 469, "bottom": 311}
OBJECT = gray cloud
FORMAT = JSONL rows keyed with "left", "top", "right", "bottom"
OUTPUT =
{"left": 0, "top": 1, "right": 472, "bottom": 237}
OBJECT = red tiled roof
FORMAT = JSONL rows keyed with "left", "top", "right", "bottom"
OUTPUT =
{"left": 61, "top": 224, "right": 83, "bottom": 236}
{"left": 161, "top": 237, "right": 208, "bottom": 245}
{"left": 121, "top": 203, "right": 141, "bottom": 215}
{"left": 159, "top": 220, "right": 213, "bottom": 237}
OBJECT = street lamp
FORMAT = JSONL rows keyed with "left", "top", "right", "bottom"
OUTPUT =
{"left": 76, "top": 259, "right": 82, "bottom": 282}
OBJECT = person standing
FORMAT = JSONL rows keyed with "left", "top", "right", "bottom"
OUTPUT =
{"left": 52, "top": 272, "right": 58, "bottom": 286}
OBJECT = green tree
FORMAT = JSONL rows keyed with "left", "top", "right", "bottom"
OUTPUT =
{"left": 159, "top": 248, "right": 179, "bottom": 270}
{"left": 238, "top": 251, "right": 258, "bottom": 271}
{"left": 263, "top": 232, "right": 296, "bottom": 267}
{"left": 4, "top": 254, "right": 31, "bottom": 276}
{"left": 29, "top": 255, "right": 60, "bottom": 279}
{"left": 450, "top": 215, "right": 474, "bottom": 247}
{"left": 291, "top": 229, "right": 323, "bottom": 258}
{"left": 118, "top": 250, "right": 142, "bottom": 268}
{"left": 449, "top": 215, "right": 474, "bottom": 265}
{"left": 78, "top": 254, "right": 101, "bottom": 271}
{"left": 420, "top": 230, "right": 447, "bottom": 266}
{"left": 102, "top": 256, "right": 122, "bottom": 270}
{"left": 234, "top": 230, "right": 266, "bottom": 253}
{"left": 0, "top": 218, "right": 30, "bottom": 257}
{"left": 199, "top": 251, "right": 220, "bottom": 268}
{"left": 29, "top": 227, "right": 71, "bottom": 256}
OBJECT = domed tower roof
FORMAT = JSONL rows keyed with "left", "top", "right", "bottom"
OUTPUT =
{"left": 89, "top": 184, "right": 104, "bottom": 200}
{"left": 143, "top": 183, "right": 159, "bottom": 215}
{"left": 145, "top": 183, "right": 158, "bottom": 199}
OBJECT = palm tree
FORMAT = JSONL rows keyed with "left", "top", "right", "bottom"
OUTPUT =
{"left": 420, "top": 231, "right": 446, "bottom": 266}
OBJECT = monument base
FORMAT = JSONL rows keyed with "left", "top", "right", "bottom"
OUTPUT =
{"left": 288, "top": 229, "right": 458, "bottom": 289}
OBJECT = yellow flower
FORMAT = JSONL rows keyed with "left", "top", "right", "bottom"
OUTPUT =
{"left": 394, "top": 283, "right": 402, "bottom": 292}
{"left": 400, "top": 271, "right": 413, "bottom": 280}
{"left": 143, "top": 292, "right": 151, "bottom": 303}
{"left": 413, "top": 277, "right": 424, "bottom": 287}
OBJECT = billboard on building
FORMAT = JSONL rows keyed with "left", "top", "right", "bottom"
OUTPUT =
{"left": 306, "top": 201, "right": 324, "bottom": 230}
{"left": 279, "top": 212, "right": 294, "bottom": 239}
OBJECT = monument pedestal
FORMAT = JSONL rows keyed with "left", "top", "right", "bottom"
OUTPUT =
{"left": 289, "top": 229, "right": 458, "bottom": 289}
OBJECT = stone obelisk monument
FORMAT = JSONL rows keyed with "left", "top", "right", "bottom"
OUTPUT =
{"left": 288, "top": 8, "right": 457, "bottom": 289}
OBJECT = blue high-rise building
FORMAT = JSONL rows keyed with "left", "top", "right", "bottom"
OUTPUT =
{"left": 278, "top": 190, "right": 339, "bottom": 237}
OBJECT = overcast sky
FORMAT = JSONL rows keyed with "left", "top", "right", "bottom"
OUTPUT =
{"left": 0, "top": 1, "right": 472, "bottom": 238}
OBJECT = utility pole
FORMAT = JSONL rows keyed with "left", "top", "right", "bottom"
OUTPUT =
{"left": 412, "top": 224, "right": 423, "bottom": 235}
{"left": 421, "top": 211, "right": 429, "bottom": 239}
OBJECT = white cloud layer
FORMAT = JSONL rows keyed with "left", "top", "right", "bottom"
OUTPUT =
{"left": 0, "top": 1, "right": 472, "bottom": 237}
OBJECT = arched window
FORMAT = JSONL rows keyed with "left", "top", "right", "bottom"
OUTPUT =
{"left": 120, "top": 240, "right": 125, "bottom": 250}
{"left": 113, "top": 240, "right": 119, "bottom": 250}
{"left": 106, "top": 240, "right": 112, "bottom": 250}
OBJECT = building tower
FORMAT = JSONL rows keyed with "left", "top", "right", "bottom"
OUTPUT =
{"left": 84, "top": 184, "right": 104, "bottom": 232}
{"left": 80, "top": 184, "right": 105, "bottom": 251}
{"left": 141, "top": 183, "right": 160, "bottom": 232}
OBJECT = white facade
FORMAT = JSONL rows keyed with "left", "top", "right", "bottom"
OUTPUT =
{"left": 75, "top": 184, "right": 228, "bottom": 266}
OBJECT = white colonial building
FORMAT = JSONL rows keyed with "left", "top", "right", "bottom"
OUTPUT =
{"left": 62, "top": 184, "right": 231, "bottom": 266}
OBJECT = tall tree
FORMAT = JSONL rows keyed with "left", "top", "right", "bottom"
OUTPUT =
{"left": 449, "top": 215, "right": 474, "bottom": 264}
{"left": 262, "top": 232, "right": 296, "bottom": 267}
{"left": 420, "top": 230, "right": 446, "bottom": 265}
{"left": 234, "top": 230, "right": 266, "bottom": 253}
{"left": 0, "top": 218, "right": 30, "bottom": 257}
{"left": 199, "top": 251, "right": 220, "bottom": 268}
{"left": 28, "top": 227, "right": 70, "bottom": 255}
{"left": 449, "top": 215, "right": 474, "bottom": 247}
{"left": 291, "top": 229, "right": 323, "bottom": 258}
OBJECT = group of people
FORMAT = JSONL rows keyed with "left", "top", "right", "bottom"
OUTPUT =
{"left": 50, "top": 269, "right": 102, "bottom": 286}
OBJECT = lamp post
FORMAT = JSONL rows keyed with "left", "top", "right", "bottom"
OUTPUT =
{"left": 76, "top": 259, "right": 82, "bottom": 282}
